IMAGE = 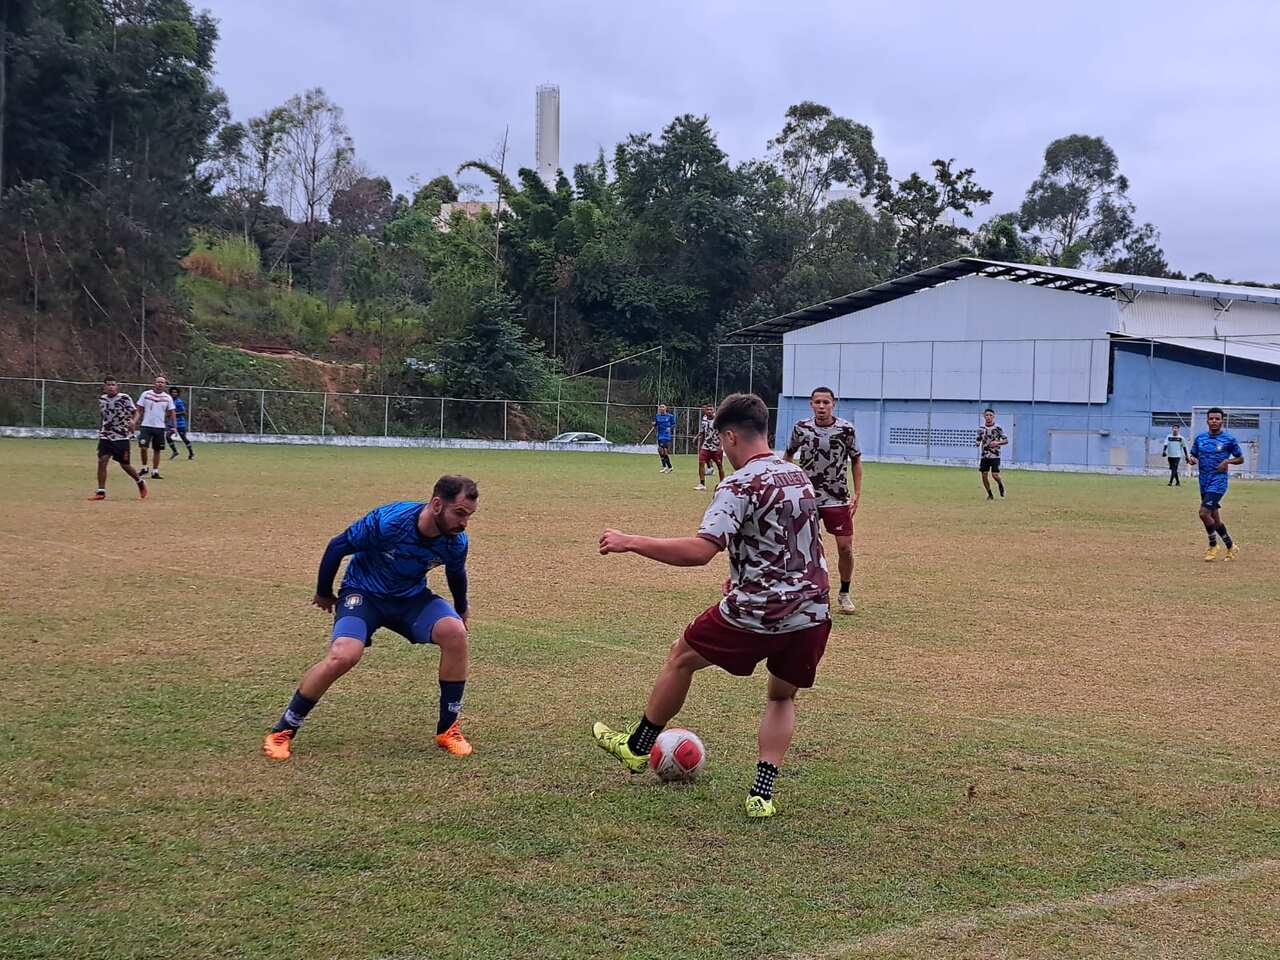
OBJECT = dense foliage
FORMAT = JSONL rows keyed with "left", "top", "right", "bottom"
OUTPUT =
{"left": 5, "top": 1, "right": 1243, "bottom": 403}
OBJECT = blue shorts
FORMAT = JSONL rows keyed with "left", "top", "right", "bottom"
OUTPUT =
{"left": 332, "top": 590, "right": 460, "bottom": 647}
{"left": 1200, "top": 488, "right": 1227, "bottom": 511}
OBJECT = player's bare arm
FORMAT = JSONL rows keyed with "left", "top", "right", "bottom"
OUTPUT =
{"left": 599, "top": 529, "right": 720, "bottom": 566}
{"left": 850, "top": 453, "right": 863, "bottom": 515}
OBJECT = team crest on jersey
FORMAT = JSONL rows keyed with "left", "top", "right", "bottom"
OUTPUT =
{"left": 344, "top": 594, "right": 363, "bottom": 609}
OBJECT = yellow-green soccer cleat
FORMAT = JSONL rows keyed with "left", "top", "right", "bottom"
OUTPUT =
{"left": 592, "top": 721, "right": 650, "bottom": 773}
{"left": 1203, "top": 545, "right": 1219, "bottom": 562}
{"left": 1223, "top": 545, "right": 1239, "bottom": 561}
{"left": 745, "top": 795, "right": 777, "bottom": 818}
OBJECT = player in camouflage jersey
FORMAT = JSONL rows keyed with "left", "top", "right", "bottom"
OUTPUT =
{"left": 693, "top": 403, "right": 724, "bottom": 491}
{"left": 977, "top": 408, "right": 1008, "bottom": 499}
{"left": 593, "top": 393, "right": 831, "bottom": 819}
{"left": 89, "top": 377, "right": 148, "bottom": 501}
{"left": 784, "top": 386, "right": 861, "bottom": 614}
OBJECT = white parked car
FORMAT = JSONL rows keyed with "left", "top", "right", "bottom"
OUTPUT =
{"left": 548, "top": 431, "right": 611, "bottom": 445}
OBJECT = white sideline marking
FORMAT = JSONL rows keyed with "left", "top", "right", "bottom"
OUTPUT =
{"left": 793, "top": 858, "right": 1280, "bottom": 958}
{"left": 5, "top": 531, "right": 1270, "bottom": 775}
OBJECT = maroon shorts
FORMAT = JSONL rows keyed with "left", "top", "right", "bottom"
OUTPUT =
{"left": 698, "top": 449, "right": 723, "bottom": 467}
{"left": 818, "top": 505, "right": 854, "bottom": 537}
{"left": 683, "top": 604, "right": 831, "bottom": 688}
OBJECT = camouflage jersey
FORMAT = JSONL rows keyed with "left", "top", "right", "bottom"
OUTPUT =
{"left": 697, "top": 453, "right": 830, "bottom": 633}
{"left": 977, "top": 424, "right": 1007, "bottom": 458}
{"left": 785, "top": 416, "right": 860, "bottom": 507}
{"left": 99, "top": 393, "right": 135, "bottom": 440}
{"left": 697, "top": 415, "right": 722, "bottom": 452}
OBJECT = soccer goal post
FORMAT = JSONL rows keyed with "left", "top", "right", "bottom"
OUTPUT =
{"left": 1189, "top": 405, "right": 1280, "bottom": 479}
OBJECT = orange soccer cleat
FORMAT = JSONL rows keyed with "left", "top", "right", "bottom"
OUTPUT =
{"left": 435, "top": 721, "right": 473, "bottom": 757}
{"left": 88, "top": 492, "right": 107, "bottom": 501}
{"left": 137, "top": 480, "right": 148, "bottom": 499}
{"left": 262, "top": 728, "right": 294, "bottom": 761}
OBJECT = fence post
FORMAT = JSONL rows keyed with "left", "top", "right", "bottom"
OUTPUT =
{"left": 40, "top": 379, "right": 46, "bottom": 428}
{"left": 603, "top": 364, "right": 612, "bottom": 441}
{"left": 748, "top": 344, "right": 755, "bottom": 396}
{"left": 926, "top": 341, "right": 935, "bottom": 463}
{"left": 556, "top": 379, "right": 562, "bottom": 436}
{"left": 320, "top": 393, "right": 327, "bottom": 435}
{"left": 188, "top": 388, "right": 195, "bottom": 432}
{"left": 258, "top": 389, "right": 265, "bottom": 435}
{"left": 439, "top": 398, "right": 445, "bottom": 439}
{"left": 1085, "top": 340, "right": 1094, "bottom": 469}
{"left": 714, "top": 346, "right": 721, "bottom": 401}
{"left": 503, "top": 400, "right": 508, "bottom": 441}
{"left": 383, "top": 395, "right": 390, "bottom": 437}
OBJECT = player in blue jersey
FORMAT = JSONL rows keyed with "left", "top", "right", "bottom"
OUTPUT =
{"left": 654, "top": 403, "right": 676, "bottom": 473}
{"left": 166, "top": 386, "right": 194, "bottom": 460}
{"left": 263, "top": 476, "right": 479, "bottom": 760}
{"left": 1185, "top": 407, "right": 1244, "bottom": 561}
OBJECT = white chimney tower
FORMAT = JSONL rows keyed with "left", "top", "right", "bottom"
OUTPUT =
{"left": 535, "top": 84, "right": 560, "bottom": 187}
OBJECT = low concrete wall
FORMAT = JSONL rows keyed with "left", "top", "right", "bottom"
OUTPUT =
{"left": 0, "top": 426, "right": 657, "bottom": 456}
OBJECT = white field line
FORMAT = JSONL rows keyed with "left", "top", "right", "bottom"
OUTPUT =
{"left": 793, "top": 857, "right": 1280, "bottom": 959}
{"left": 5, "top": 531, "right": 1271, "bottom": 775}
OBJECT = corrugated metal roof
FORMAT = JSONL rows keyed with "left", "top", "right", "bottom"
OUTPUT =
{"left": 727, "top": 258, "right": 1280, "bottom": 340}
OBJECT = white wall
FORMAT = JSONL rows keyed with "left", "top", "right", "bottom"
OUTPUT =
{"left": 1116, "top": 292, "right": 1280, "bottom": 339}
{"left": 782, "top": 276, "right": 1115, "bottom": 402}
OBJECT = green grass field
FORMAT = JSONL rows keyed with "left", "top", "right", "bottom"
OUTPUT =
{"left": 4, "top": 438, "right": 1279, "bottom": 959}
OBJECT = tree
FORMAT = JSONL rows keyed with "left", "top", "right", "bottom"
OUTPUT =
{"left": 1102, "top": 221, "right": 1174, "bottom": 278}
{"left": 974, "top": 212, "right": 1034, "bottom": 263}
{"left": 329, "top": 175, "right": 393, "bottom": 238}
{"left": 435, "top": 291, "right": 554, "bottom": 400}
{"left": 1018, "top": 134, "right": 1135, "bottom": 267}
{"left": 214, "top": 105, "right": 293, "bottom": 240}
{"left": 416, "top": 174, "right": 458, "bottom": 204}
{"left": 767, "top": 101, "right": 884, "bottom": 223}
{"left": 878, "top": 159, "right": 992, "bottom": 272}
{"left": 279, "top": 87, "right": 353, "bottom": 241}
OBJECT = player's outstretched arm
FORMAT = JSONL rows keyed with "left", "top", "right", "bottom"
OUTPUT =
{"left": 599, "top": 529, "right": 720, "bottom": 567}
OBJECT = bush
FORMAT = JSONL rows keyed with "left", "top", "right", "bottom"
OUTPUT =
{"left": 181, "top": 232, "right": 262, "bottom": 286}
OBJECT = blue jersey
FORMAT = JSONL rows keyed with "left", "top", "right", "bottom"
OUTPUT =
{"left": 173, "top": 396, "right": 187, "bottom": 429}
{"left": 340, "top": 502, "right": 468, "bottom": 599}
{"left": 1190, "top": 430, "right": 1242, "bottom": 493}
{"left": 654, "top": 412, "right": 676, "bottom": 442}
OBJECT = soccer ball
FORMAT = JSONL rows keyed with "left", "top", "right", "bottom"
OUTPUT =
{"left": 649, "top": 728, "right": 706, "bottom": 783}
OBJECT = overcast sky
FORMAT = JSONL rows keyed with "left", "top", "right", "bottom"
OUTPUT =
{"left": 205, "top": 0, "right": 1278, "bottom": 282}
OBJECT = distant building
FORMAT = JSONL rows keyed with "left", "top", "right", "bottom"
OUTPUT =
{"left": 434, "top": 199, "right": 511, "bottom": 232}
{"left": 729, "top": 259, "right": 1280, "bottom": 475}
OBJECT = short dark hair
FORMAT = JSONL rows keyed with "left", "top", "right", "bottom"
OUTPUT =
{"left": 714, "top": 392, "right": 768, "bottom": 438}
{"left": 1207, "top": 406, "right": 1225, "bottom": 417}
{"left": 984, "top": 407, "right": 995, "bottom": 414}
{"left": 171, "top": 386, "right": 182, "bottom": 396}
{"left": 103, "top": 376, "right": 116, "bottom": 384}
{"left": 434, "top": 474, "right": 479, "bottom": 502}
{"left": 810, "top": 386, "right": 835, "bottom": 400}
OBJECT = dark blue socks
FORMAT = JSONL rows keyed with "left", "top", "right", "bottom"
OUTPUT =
{"left": 273, "top": 689, "right": 316, "bottom": 733}
{"left": 438, "top": 680, "right": 466, "bottom": 734}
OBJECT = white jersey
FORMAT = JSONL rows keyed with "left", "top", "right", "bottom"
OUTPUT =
{"left": 137, "top": 389, "right": 174, "bottom": 429}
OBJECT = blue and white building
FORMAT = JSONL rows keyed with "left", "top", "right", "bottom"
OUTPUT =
{"left": 732, "top": 259, "right": 1280, "bottom": 476}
